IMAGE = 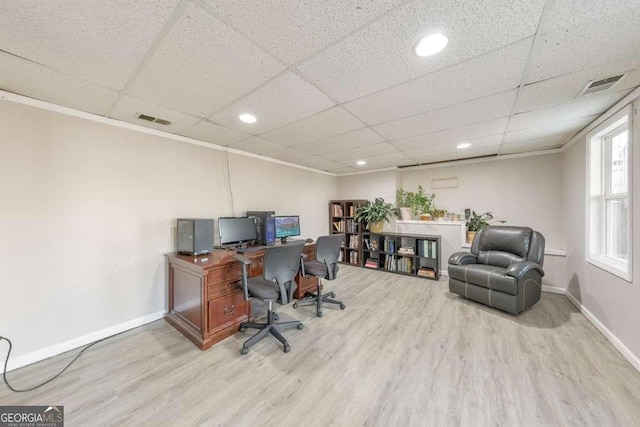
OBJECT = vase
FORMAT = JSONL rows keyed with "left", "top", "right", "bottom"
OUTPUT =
{"left": 369, "top": 222, "right": 384, "bottom": 233}
{"left": 399, "top": 207, "right": 412, "bottom": 220}
{"left": 466, "top": 231, "right": 476, "bottom": 244}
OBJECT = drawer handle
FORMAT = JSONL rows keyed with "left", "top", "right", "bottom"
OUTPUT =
{"left": 224, "top": 305, "right": 237, "bottom": 315}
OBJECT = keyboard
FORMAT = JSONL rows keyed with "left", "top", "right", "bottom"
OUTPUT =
{"left": 236, "top": 246, "right": 266, "bottom": 254}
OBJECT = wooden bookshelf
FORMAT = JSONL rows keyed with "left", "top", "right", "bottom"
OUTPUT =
{"left": 361, "top": 232, "right": 441, "bottom": 281}
{"left": 329, "top": 199, "right": 367, "bottom": 265}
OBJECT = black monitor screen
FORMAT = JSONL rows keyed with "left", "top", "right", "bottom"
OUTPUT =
{"left": 219, "top": 217, "right": 257, "bottom": 245}
{"left": 275, "top": 216, "right": 301, "bottom": 238}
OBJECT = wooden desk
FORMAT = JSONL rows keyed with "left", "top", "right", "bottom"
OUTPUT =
{"left": 165, "top": 242, "right": 318, "bottom": 350}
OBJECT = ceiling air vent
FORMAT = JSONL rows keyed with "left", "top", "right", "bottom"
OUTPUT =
{"left": 137, "top": 114, "right": 172, "bottom": 126}
{"left": 578, "top": 73, "right": 626, "bottom": 97}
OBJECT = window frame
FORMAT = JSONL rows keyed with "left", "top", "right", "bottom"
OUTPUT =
{"left": 585, "top": 105, "right": 633, "bottom": 282}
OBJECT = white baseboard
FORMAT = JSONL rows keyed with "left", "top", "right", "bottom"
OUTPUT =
{"left": 5, "top": 310, "right": 165, "bottom": 372}
{"left": 564, "top": 291, "right": 640, "bottom": 373}
{"left": 542, "top": 285, "right": 566, "bottom": 294}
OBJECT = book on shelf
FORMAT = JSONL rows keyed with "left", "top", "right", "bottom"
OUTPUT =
{"left": 398, "top": 245, "right": 415, "bottom": 255}
{"left": 348, "top": 234, "right": 359, "bottom": 249}
{"left": 383, "top": 239, "right": 396, "bottom": 253}
{"left": 345, "top": 218, "right": 359, "bottom": 233}
{"left": 331, "top": 204, "right": 343, "bottom": 217}
{"left": 349, "top": 205, "right": 355, "bottom": 217}
{"left": 417, "top": 240, "right": 437, "bottom": 258}
{"left": 349, "top": 251, "right": 359, "bottom": 265}
{"left": 417, "top": 267, "right": 436, "bottom": 278}
{"left": 364, "top": 258, "right": 378, "bottom": 269}
{"left": 332, "top": 220, "right": 344, "bottom": 232}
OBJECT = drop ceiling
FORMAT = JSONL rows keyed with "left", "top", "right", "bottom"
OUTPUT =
{"left": 1, "top": 0, "right": 639, "bottom": 174}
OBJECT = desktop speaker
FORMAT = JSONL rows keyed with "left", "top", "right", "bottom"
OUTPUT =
{"left": 177, "top": 218, "right": 214, "bottom": 255}
{"left": 247, "top": 211, "right": 276, "bottom": 246}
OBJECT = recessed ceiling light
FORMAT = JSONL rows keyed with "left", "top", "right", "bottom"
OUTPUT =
{"left": 238, "top": 113, "right": 257, "bottom": 124}
{"left": 414, "top": 33, "right": 448, "bottom": 57}
{"left": 457, "top": 143, "right": 471, "bottom": 149}
{"left": 356, "top": 160, "right": 367, "bottom": 166}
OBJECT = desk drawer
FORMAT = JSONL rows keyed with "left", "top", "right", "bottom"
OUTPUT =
{"left": 208, "top": 292, "right": 247, "bottom": 331}
{"left": 207, "top": 280, "right": 241, "bottom": 300}
{"left": 207, "top": 264, "right": 241, "bottom": 285}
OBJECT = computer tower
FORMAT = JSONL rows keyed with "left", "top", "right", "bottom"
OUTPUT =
{"left": 177, "top": 218, "right": 214, "bottom": 255}
{"left": 246, "top": 211, "right": 276, "bottom": 246}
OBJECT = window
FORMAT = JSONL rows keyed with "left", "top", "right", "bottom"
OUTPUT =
{"left": 586, "top": 106, "right": 633, "bottom": 281}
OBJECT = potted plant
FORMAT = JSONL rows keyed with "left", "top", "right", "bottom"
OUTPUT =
{"left": 433, "top": 208, "right": 447, "bottom": 220}
{"left": 410, "top": 185, "right": 435, "bottom": 221}
{"left": 354, "top": 198, "right": 397, "bottom": 233}
{"left": 466, "top": 211, "right": 506, "bottom": 243}
{"left": 396, "top": 188, "right": 415, "bottom": 220}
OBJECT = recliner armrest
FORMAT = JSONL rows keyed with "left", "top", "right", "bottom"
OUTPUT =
{"left": 233, "top": 254, "right": 252, "bottom": 301}
{"left": 448, "top": 252, "right": 478, "bottom": 266}
{"left": 506, "top": 260, "right": 545, "bottom": 279}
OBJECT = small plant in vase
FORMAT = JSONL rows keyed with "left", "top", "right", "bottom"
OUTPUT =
{"left": 396, "top": 188, "right": 415, "bottom": 220}
{"left": 354, "top": 198, "right": 397, "bottom": 233}
{"left": 466, "top": 211, "right": 506, "bottom": 243}
{"left": 411, "top": 185, "right": 435, "bottom": 220}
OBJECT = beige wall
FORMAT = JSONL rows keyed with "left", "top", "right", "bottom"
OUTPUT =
{"left": 0, "top": 99, "right": 336, "bottom": 363}
{"left": 562, "top": 97, "right": 640, "bottom": 364}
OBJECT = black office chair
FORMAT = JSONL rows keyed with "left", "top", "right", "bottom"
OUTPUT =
{"left": 234, "top": 242, "right": 305, "bottom": 354}
{"left": 293, "top": 234, "right": 345, "bottom": 317}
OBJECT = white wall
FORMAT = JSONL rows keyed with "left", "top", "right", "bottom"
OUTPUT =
{"left": 400, "top": 154, "right": 565, "bottom": 249}
{"left": 0, "top": 99, "right": 336, "bottom": 366}
{"left": 562, "top": 97, "right": 640, "bottom": 367}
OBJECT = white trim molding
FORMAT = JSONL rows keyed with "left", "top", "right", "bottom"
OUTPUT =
{"left": 5, "top": 311, "right": 165, "bottom": 372}
{"left": 564, "top": 291, "right": 640, "bottom": 373}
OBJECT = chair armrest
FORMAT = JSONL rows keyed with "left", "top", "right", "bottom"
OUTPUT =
{"left": 233, "top": 254, "right": 251, "bottom": 301}
{"left": 448, "top": 252, "right": 478, "bottom": 266}
{"left": 300, "top": 253, "right": 308, "bottom": 276}
{"left": 506, "top": 260, "right": 545, "bottom": 279}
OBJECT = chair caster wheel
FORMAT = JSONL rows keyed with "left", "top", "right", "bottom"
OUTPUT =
{"left": 273, "top": 313, "right": 279, "bottom": 320}
{"left": 239, "top": 326, "right": 247, "bottom": 333}
{"left": 241, "top": 347, "right": 249, "bottom": 355}
{"left": 297, "top": 323, "right": 304, "bottom": 330}
{"left": 293, "top": 302, "right": 299, "bottom": 309}
{"left": 283, "top": 344, "right": 291, "bottom": 353}
{"left": 330, "top": 292, "right": 336, "bottom": 298}
{"left": 340, "top": 303, "right": 345, "bottom": 310}
{"left": 317, "top": 311, "right": 323, "bottom": 317}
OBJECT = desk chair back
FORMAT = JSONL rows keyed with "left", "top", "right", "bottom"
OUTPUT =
{"left": 316, "top": 234, "right": 344, "bottom": 280}
{"left": 263, "top": 242, "right": 305, "bottom": 304}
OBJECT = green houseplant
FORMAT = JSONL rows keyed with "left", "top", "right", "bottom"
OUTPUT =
{"left": 411, "top": 185, "right": 435, "bottom": 220}
{"left": 354, "top": 198, "right": 397, "bottom": 233}
{"left": 466, "top": 211, "right": 505, "bottom": 243}
{"left": 396, "top": 188, "right": 415, "bottom": 220}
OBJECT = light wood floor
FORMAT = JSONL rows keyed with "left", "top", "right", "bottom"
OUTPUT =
{"left": 3, "top": 266, "right": 640, "bottom": 426}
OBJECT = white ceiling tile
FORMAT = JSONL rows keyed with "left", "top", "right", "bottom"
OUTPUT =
{"left": 298, "top": 0, "right": 543, "bottom": 102}
{"left": 0, "top": 0, "right": 181, "bottom": 89}
{"left": 203, "top": 0, "right": 406, "bottom": 65}
{"left": 329, "top": 166, "right": 359, "bottom": 174}
{"left": 322, "top": 142, "right": 400, "bottom": 161}
{"left": 109, "top": 95, "right": 200, "bottom": 132}
{"left": 509, "top": 90, "right": 632, "bottom": 131}
{"left": 391, "top": 117, "right": 508, "bottom": 151}
{"left": 260, "top": 107, "right": 365, "bottom": 146}
{"left": 210, "top": 71, "right": 335, "bottom": 134}
{"left": 516, "top": 58, "right": 640, "bottom": 113}
{"left": 348, "top": 152, "right": 414, "bottom": 169}
{"left": 179, "top": 120, "right": 250, "bottom": 146}
{"left": 526, "top": 9, "right": 640, "bottom": 83}
{"left": 499, "top": 134, "right": 572, "bottom": 155}
{"left": 298, "top": 128, "right": 384, "bottom": 155}
{"left": 290, "top": 156, "right": 345, "bottom": 171}
{"left": 0, "top": 52, "right": 118, "bottom": 115}
{"left": 374, "top": 90, "right": 517, "bottom": 140}
{"left": 541, "top": 0, "right": 640, "bottom": 33}
{"left": 403, "top": 134, "right": 503, "bottom": 160}
{"left": 503, "top": 115, "right": 597, "bottom": 144}
{"left": 227, "top": 136, "right": 287, "bottom": 155}
{"left": 343, "top": 39, "right": 532, "bottom": 125}
{"left": 265, "top": 148, "right": 313, "bottom": 162}
{"left": 127, "top": 2, "right": 285, "bottom": 117}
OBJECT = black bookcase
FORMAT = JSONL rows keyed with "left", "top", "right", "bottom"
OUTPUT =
{"left": 361, "top": 232, "right": 441, "bottom": 281}
{"left": 329, "top": 199, "right": 368, "bottom": 265}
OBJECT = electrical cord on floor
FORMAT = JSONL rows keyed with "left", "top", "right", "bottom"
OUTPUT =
{"left": 1, "top": 335, "right": 107, "bottom": 393}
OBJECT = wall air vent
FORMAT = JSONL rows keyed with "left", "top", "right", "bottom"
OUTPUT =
{"left": 578, "top": 73, "right": 626, "bottom": 97}
{"left": 137, "top": 114, "right": 172, "bottom": 126}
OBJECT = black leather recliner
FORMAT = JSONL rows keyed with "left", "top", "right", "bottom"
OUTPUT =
{"left": 448, "top": 226, "right": 545, "bottom": 315}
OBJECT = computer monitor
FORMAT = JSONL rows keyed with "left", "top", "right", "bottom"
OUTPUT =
{"left": 218, "top": 217, "right": 257, "bottom": 247}
{"left": 275, "top": 215, "right": 300, "bottom": 243}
